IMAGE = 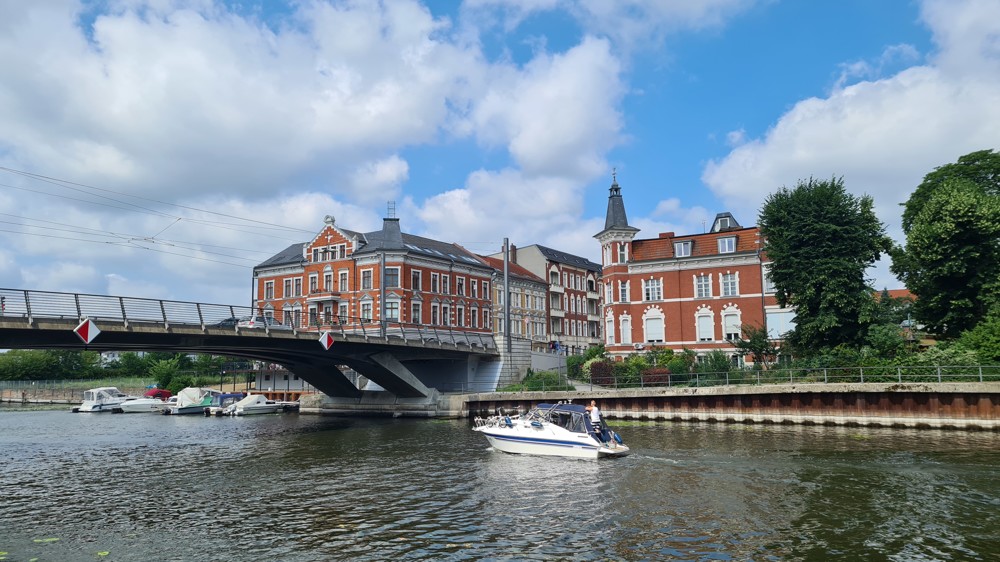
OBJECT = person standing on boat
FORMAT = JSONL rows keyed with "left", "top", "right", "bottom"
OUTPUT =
{"left": 588, "top": 400, "right": 607, "bottom": 444}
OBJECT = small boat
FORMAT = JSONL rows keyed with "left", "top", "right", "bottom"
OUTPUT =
{"left": 226, "top": 394, "right": 281, "bottom": 416}
{"left": 162, "top": 387, "right": 222, "bottom": 415}
{"left": 114, "top": 389, "right": 174, "bottom": 413}
{"left": 204, "top": 393, "right": 246, "bottom": 416}
{"left": 72, "top": 387, "right": 138, "bottom": 413}
{"left": 473, "top": 402, "right": 630, "bottom": 459}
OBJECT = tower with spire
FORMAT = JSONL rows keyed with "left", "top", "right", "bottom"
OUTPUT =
{"left": 594, "top": 170, "right": 640, "bottom": 346}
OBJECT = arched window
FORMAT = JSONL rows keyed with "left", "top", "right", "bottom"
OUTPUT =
{"left": 605, "top": 317, "right": 615, "bottom": 345}
{"left": 620, "top": 316, "right": 632, "bottom": 345}
{"left": 696, "top": 312, "right": 714, "bottom": 342}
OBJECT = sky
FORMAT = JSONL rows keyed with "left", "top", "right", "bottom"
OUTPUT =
{"left": 0, "top": 0, "right": 998, "bottom": 306}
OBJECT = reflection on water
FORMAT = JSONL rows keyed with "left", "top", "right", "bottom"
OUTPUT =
{"left": 1, "top": 409, "right": 998, "bottom": 561}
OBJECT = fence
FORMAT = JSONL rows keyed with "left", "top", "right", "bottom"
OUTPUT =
{"left": 0, "top": 377, "right": 156, "bottom": 403}
{"left": 0, "top": 287, "right": 497, "bottom": 350}
{"left": 580, "top": 364, "right": 1000, "bottom": 391}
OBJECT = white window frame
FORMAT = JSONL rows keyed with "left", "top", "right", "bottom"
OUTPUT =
{"left": 718, "top": 237, "right": 736, "bottom": 254}
{"left": 695, "top": 274, "right": 712, "bottom": 298}
{"left": 721, "top": 272, "right": 738, "bottom": 297}
{"left": 643, "top": 278, "right": 662, "bottom": 301}
{"left": 674, "top": 241, "right": 692, "bottom": 258}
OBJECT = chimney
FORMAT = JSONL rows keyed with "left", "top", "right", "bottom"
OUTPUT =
{"left": 658, "top": 232, "right": 675, "bottom": 239}
{"left": 509, "top": 244, "right": 517, "bottom": 264}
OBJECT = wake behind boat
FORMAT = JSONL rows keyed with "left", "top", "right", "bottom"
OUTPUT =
{"left": 473, "top": 402, "right": 630, "bottom": 459}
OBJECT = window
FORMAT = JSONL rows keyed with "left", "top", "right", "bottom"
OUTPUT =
{"left": 696, "top": 274, "right": 711, "bottom": 298}
{"left": 456, "top": 277, "right": 465, "bottom": 296}
{"left": 483, "top": 281, "right": 489, "bottom": 297}
{"left": 312, "top": 248, "right": 320, "bottom": 262}
{"left": 338, "top": 303, "right": 348, "bottom": 323}
{"left": 384, "top": 267, "right": 399, "bottom": 288}
{"left": 361, "top": 302, "right": 372, "bottom": 321}
{"left": 411, "top": 302, "right": 421, "bottom": 324}
{"left": 767, "top": 310, "right": 796, "bottom": 339}
{"left": 674, "top": 241, "right": 691, "bottom": 258}
{"left": 619, "top": 281, "right": 628, "bottom": 303}
{"left": 283, "top": 279, "right": 292, "bottom": 298}
{"left": 471, "top": 279, "right": 478, "bottom": 298}
{"left": 264, "top": 281, "right": 274, "bottom": 300}
{"left": 339, "top": 271, "right": 348, "bottom": 292}
{"left": 294, "top": 278, "right": 302, "bottom": 297}
{"left": 309, "top": 275, "right": 318, "bottom": 293}
{"left": 617, "top": 243, "right": 627, "bottom": 263}
{"left": 723, "top": 313, "right": 740, "bottom": 341}
{"left": 385, "top": 301, "right": 399, "bottom": 321}
{"left": 620, "top": 317, "right": 632, "bottom": 344}
{"left": 643, "top": 278, "right": 662, "bottom": 301}
{"left": 644, "top": 316, "right": 664, "bottom": 343}
{"left": 457, "top": 306, "right": 465, "bottom": 327}
{"left": 431, "top": 273, "right": 439, "bottom": 293}
{"left": 697, "top": 314, "right": 714, "bottom": 341}
{"left": 471, "top": 307, "right": 478, "bottom": 328}
{"left": 442, "top": 305, "right": 450, "bottom": 326}
{"left": 361, "top": 270, "right": 372, "bottom": 290}
{"left": 721, "top": 273, "right": 738, "bottom": 297}
{"left": 411, "top": 270, "right": 422, "bottom": 291}
{"left": 605, "top": 317, "right": 614, "bottom": 345}
{"left": 324, "top": 273, "right": 332, "bottom": 291}
{"left": 718, "top": 237, "right": 736, "bottom": 254}
{"left": 431, "top": 304, "right": 439, "bottom": 325}
{"left": 442, "top": 276, "right": 450, "bottom": 295}
{"left": 763, "top": 264, "right": 776, "bottom": 294}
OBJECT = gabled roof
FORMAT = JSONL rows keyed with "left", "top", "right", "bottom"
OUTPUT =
{"left": 535, "top": 244, "right": 602, "bottom": 273}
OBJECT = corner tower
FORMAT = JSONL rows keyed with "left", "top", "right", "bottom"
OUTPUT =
{"left": 594, "top": 171, "right": 640, "bottom": 347}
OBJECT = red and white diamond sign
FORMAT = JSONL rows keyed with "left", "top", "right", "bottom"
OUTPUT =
{"left": 319, "top": 331, "right": 335, "bottom": 350}
{"left": 74, "top": 318, "right": 100, "bottom": 344}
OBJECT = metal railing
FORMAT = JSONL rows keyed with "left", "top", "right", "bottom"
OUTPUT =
{"left": 579, "top": 364, "right": 1000, "bottom": 391}
{"left": 0, "top": 287, "right": 497, "bottom": 350}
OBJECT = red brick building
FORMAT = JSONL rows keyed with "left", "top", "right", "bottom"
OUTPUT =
{"left": 594, "top": 177, "right": 789, "bottom": 363}
{"left": 252, "top": 215, "right": 495, "bottom": 334}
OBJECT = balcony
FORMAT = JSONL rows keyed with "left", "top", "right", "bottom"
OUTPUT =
{"left": 549, "top": 284, "right": 565, "bottom": 293}
{"left": 305, "top": 290, "right": 341, "bottom": 304}
{"left": 549, "top": 306, "right": 565, "bottom": 318}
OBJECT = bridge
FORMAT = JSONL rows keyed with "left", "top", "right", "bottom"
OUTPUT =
{"left": 0, "top": 288, "right": 503, "bottom": 402}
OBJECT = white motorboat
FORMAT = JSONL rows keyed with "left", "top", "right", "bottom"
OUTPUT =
{"left": 473, "top": 402, "right": 630, "bottom": 459}
{"left": 162, "top": 387, "right": 222, "bottom": 415}
{"left": 225, "top": 394, "right": 281, "bottom": 416}
{"left": 114, "top": 389, "right": 173, "bottom": 413}
{"left": 72, "top": 387, "right": 137, "bottom": 413}
{"left": 204, "top": 393, "right": 246, "bottom": 416}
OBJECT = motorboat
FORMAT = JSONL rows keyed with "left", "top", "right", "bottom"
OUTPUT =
{"left": 114, "top": 389, "right": 174, "bottom": 413}
{"left": 204, "top": 393, "right": 247, "bottom": 416}
{"left": 473, "top": 402, "right": 630, "bottom": 459}
{"left": 162, "top": 387, "right": 222, "bottom": 415}
{"left": 72, "top": 387, "right": 138, "bottom": 413}
{"left": 225, "top": 394, "right": 282, "bottom": 416}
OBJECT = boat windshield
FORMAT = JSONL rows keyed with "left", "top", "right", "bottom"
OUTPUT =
{"left": 545, "top": 410, "right": 587, "bottom": 434}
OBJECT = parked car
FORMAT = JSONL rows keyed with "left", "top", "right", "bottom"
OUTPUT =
{"left": 215, "top": 316, "right": 240, "bottom": 328}
{"left": 237, "top": 314, "right": 292, "bottom": 330}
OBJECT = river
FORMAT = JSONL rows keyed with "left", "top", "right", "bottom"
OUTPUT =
{"left": 1, "top": 407, "right": 998, "bottom": 561}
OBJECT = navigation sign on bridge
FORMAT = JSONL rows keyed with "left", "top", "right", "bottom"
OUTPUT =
{"left": 74, "top": 318, "right": 100, "bottom": 344}
{"left": 319, "top": 331, "right": 335, "bottom": 350}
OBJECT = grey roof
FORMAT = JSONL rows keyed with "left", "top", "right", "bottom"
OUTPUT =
{"left": 534, "top": 244, "right": 601, "bottom": 273}
{"left": 596, "top": 176, "right": 640, "bottom": 237}
{"left": 255, "top": 243, "right": 304, "bottom": 269}
{"left": 255, "top": 221, "right": 488, "bottom": 270}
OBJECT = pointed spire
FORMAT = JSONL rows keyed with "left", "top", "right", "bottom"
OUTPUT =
{"left": 604, "top": 169, "right": 630, "bottom": 230}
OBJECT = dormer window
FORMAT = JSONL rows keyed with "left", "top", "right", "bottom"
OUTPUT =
{"left": 718, "top": 217, "right": 731, "bottom": 229}
{"left": 718, "top": 237, "right": 736, "bottom": 254}
{"left": 674, "top": 241, "right": 692, "bottom": 258}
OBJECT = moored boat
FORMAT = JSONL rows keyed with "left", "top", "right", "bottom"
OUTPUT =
{"left": 163, "top": 387, "right": 222, "bottom": 415}
{"left": 72, "top": 387, "right": 137, "bottom": 413}
{"left": 226, "top": 394, "right": 282, "bottom": 416}
{"left": 473, "top": 402, "right": 630, "bottom": 459}
{"left": 114, "top": 389, "right": 173, "bottom": 413}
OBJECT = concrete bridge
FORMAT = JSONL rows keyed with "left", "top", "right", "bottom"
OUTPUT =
{"left": 0, "top": 288, "right": 503, "bottom": 403}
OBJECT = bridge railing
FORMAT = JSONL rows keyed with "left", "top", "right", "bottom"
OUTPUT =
{"left": 0, "top": 287, "right": 498, "bottom": 351}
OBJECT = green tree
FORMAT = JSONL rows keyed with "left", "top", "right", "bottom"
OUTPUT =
{"left": 953, "top": 313, "right": 1000, "bottom": 363}
{"left": 901, "top": 149, "right": 1000, "bottom": 234}
{"left": 192, "top": 354, "right": 223, "bottom": 379}
{"left": 759, "top": 177, "right": 892, "bottom": 352}
{"left": 115, "top": 352, "right": 150, "bottom": 378}
{"left": 891, "top": 179, "right": 1000, "bottom": 338}
{"left": 729, "top": 323, "right": 778, "bottom": 369}
{"left": 149, "top": 357, "right": 181, "bottom": 391}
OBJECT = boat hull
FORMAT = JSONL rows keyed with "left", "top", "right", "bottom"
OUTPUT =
{"left": 234, "top": 405, "right": 281, "bottom": 416}
{"left": 115, "top": 399, "right": 166, "bottom": 413}
{"left": 476, "top": 427, "right": 630, "bottom": 459}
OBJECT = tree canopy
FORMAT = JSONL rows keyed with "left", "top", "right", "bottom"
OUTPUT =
{"left": 891, "top": 177, "right": 1000, "bottom": 338}
{"left": 759, "top": 177, "right": 891, "bottom": 352}
{"left": 901, "top": 149, "right": 1000, "bottom": 234}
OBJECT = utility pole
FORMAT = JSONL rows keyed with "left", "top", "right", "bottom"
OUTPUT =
{"left": 504, "top": 237, "right": 511, "bottom": 354}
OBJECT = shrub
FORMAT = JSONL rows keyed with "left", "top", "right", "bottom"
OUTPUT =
{"left": 589, "top": 360, "right": 614, "bottom": 387}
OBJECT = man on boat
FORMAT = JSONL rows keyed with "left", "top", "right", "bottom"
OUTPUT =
{"left": 587, "top": 400, "right": 607, "bottom": 444}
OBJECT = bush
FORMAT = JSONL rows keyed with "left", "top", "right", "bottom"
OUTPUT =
{"left": 589, "top": 360, "right": 614, "bottom": 387}
{"left": 498, "top": 370, "right": 573, "bottom": 392}
{"left": 641, "top": 367, "right": 672, "bottom": 386}
{"left": 567, "top": 355, "right": 585, "bottom": 379}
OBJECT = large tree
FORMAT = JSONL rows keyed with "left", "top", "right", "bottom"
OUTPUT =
{"left": 759, "top": 177, "right": 891, "bottom": 352}
{"left": 891, "top": 178, "right": 1000, "bottom": 338}
{"left": 901, "top": 149, "right": 1000, "bottom": 234}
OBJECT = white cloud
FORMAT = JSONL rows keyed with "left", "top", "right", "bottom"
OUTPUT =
{"left": 702, "top": 0, "right": 1000, "bottom": 251}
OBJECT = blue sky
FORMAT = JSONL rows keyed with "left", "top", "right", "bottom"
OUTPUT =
{"left": 0, "top": 0, "right": 997, "bottom": 305}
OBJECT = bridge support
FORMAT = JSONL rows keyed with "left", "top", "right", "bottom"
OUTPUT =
{"left": 282, "top": 363, "right": 363, "bottom": 398}
{"left": 348, "top": 352, "right": 433, "bottom": 398}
